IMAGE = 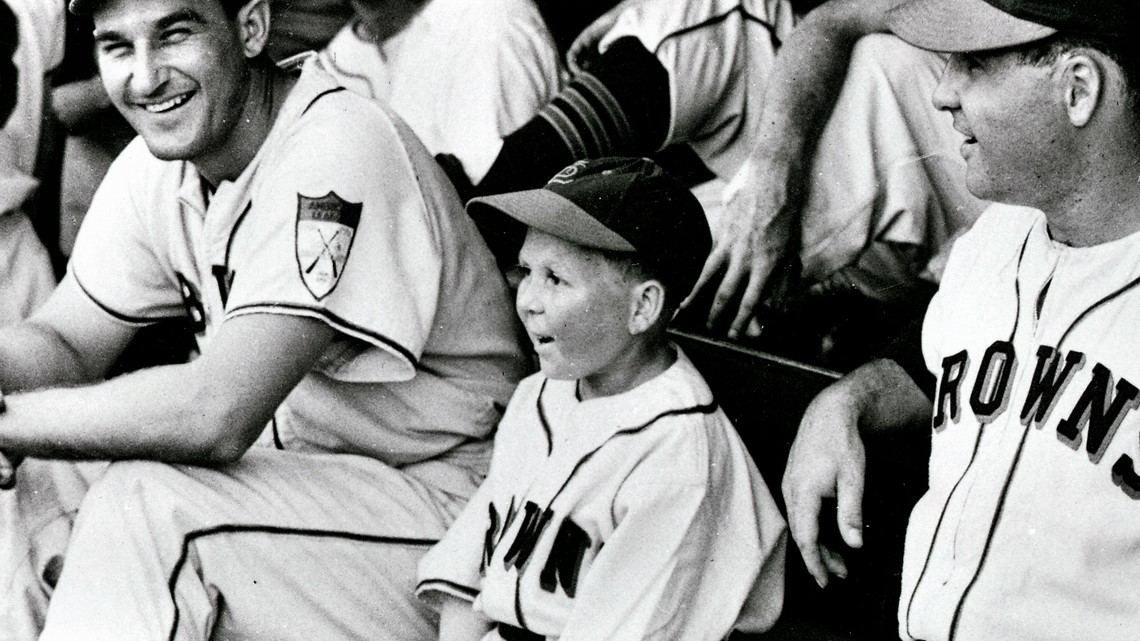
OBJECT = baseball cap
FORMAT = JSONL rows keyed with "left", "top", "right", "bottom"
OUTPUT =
{"left": 888, "top": 0, "right": 1138, "bottom": 52}
{"left": 467, "top": 157, "right": 711, "bottom": 296}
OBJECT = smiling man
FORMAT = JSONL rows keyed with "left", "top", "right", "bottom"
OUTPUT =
{"left": 0, "top": 0, "right": 527, "bottom": 639}
{"left": 780, "top": 0, "right": 1140, "bottom": 640}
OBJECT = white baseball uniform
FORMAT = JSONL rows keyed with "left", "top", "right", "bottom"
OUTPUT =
{"left": 576, "top": 1, "right": 987, "bottom": 299}
{"left": 2, "top": 57, "right": 529, "bottom": 641}
{"left": 901, "top": 204, "right": 1140, "bottom": 641}
{"left": 318, "top": 0, "right": 562, "bottom": 185}
{"left": 417, "top": 347, "right": 787, "bottom": 640}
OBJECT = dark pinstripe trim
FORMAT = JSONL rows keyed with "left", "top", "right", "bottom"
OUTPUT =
{"left": 902, "top": 427, "right": 984, "bottom": 640}
{"left": 301, "top": 87, "right": 347, "bottom": 116}
{"left": 947, "top": 427, "right": 1032, "bottom": 641}
{"left": 222, "top": 202, "right": 253, "bottom": 269}
{"left": 548, "top": 402, "right": 719, "bottom": 507}
{"left": 656, "top": 5, "right": 781, "bottom": 54}
{"left": 416, "top": 578, "right": 479, "bottom": 600}
{"left": 167, "top": 524, "right": 437, "bottom": 641}
{"left": 536, "top": 379, "right": 553, "bottom": 456}
{"left": 225, "top": 302, "right": 419, "bottom": 367}
{"left": 72, "top": 271, "right": 178, "bottom": 325}
{"left": 576, "top": 72, "right": 632, "bottom": 148}
{"left": 537, "top": 108, "right": 588, "bottom": 158}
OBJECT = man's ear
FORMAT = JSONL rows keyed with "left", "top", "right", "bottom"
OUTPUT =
{"left": 1060, "top": 51, "right": 1104, "bottom": 127}
{"left": 236, "top": 0, "right": 272, "bottom": 59}
{"left": 628, "top": 280, "right": 666, "bottom": 335}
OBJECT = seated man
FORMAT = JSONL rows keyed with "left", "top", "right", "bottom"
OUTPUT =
{"left": 0, "top": 0, "right": 527, "bottom": 639}
{"left": 317, "top": 0, "right": 563, "bottom": 187}
{"left": 783, "top": 0, "right": 1140, "bottom": 639}
{"left": 454, "top": 0, "right": 987, "bottom": 344}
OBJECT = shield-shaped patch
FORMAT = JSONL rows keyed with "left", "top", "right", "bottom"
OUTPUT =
{"left": 295, "top": 191, "right": 363, "bottom": 300}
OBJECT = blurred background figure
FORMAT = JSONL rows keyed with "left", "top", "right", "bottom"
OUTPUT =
{"left": 316, "top": 0, "right": 563, "bottom": 187}
{"left": 0, "top": 0, "right": 57, "bottom": 325}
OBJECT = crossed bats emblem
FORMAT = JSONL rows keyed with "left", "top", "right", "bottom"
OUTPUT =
{"left": 295, "top": 191, "right": 363, "bottom": 300}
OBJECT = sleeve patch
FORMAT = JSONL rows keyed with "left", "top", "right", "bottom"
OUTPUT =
{"left": 295, "top": 191, "right": 362, "bottom": 300}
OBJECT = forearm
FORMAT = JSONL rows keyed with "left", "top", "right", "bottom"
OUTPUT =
{"left": 752, "top": 0, "right": 899, "bottom": 164}
{"left": 0, "top": 359, "right": 259, "bottom": 463}
{"left": 0, "top": 322, "right": 103, "bottom": 391}
{"left": 829, "top": 358, "right": 932, "bottom": 435}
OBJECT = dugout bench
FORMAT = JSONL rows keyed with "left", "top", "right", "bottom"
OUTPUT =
{"left": 670, "top": 330, "right": 929, "bottom": 641}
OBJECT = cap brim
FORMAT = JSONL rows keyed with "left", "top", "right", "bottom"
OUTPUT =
{"left": 68, "top": 0, "right": 93, "bottom": 15}
{"left": 888, "top": 0, "right": 1057, "bottom": 52}
{"left": 468, "top": 190, "right": 635, "bottom": 252}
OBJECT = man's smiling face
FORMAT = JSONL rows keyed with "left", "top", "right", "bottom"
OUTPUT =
{"left": 93, "top": 0, "right": 252, "bottom": 164}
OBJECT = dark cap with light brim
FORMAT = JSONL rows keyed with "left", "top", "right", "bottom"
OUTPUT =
{"left": 468, "top": 157, "right": 711, "bottom": 296}
{"left": 888, "top": 0, "right": 1139, "bottom": 53}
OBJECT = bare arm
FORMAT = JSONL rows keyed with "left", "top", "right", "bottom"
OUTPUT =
{"left": 0, "top": 277, "right": 336, "bottom": 464}
{"left": 781, "top": 357, "right": 931, "bottom": 587}
{"left": 685, "top": 0, "right": 906, "bottom": 338}
{"left": 437, "top": 595, "right": 493, "bottom": 641}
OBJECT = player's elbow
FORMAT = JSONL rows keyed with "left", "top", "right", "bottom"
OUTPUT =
{"left": 178, "top": 375, "right": 264, "bottom": 464}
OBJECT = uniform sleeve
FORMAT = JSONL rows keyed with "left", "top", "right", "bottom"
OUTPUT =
{"left": 68, "top": 139, "right": 186, "bottom": 325}
{"left": 225, "top": 102, "right": 444, "bottom": 381}
{"left": 559, "top": 421, "right": 780, "bottom": 641}
{"left": 416, "top": 474, "right": 495, "bottom": 608}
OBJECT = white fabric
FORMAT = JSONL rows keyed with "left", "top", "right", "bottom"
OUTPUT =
{"left": 417, "top": 347, "right": 787, "bottom": 639}
{"left": 903, "top": 204, "right": 1140, "bottom": 640}
{"left": 5, "top": 0, "right": 64, "bottom": 175}
{"left": 318, "top": 0, "right": 562, "bottom": 184}
{"left": 0, "top": 131, "right": 53, "bottom": 326}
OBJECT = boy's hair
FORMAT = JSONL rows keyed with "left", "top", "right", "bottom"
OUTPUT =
{"left": 600, "top": 249, "right": 682, "bottom": 314}
{"left": 0, "top": 0, "right": 17, "bottom": 126}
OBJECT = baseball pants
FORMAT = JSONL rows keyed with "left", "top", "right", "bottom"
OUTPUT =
{"left": 1, "top": 449, "right": 479, "bottom": 641}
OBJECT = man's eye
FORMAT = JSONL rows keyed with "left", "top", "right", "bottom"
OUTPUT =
{"left": 547, "top": 273, "right": 562, "bottom": 286}
{"left": 97, "top": 41, "right": 130, "bottom": 57}
{"left": 163, "top": 28, "right": 192, "bottom": 43}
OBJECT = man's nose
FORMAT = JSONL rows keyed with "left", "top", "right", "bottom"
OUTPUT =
{"left": 129, "top": 44, "right": 169, "bottom": 97}
{"left": 932, "top": 55, "right": 965, "bottom": 112}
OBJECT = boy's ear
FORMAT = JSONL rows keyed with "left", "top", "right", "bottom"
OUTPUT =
{"left": 628, "top": 280, "right": 666, "bottom": 335}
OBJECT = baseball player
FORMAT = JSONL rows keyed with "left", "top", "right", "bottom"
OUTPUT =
{"left": 416, "top": 158, "right": 787, "bottom": 640}
{"left": 0, "top": 0, "right": 527, "bottom": 639}
{"left": 781, "top": 0, "right": 1140, "bottom": 639}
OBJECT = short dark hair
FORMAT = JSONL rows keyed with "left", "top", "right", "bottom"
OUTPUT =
{"left": 0, "top": 0, "right": 18, "bottom": 125}
{"left": 598, "top": 249, "right": 684, "bottom": 315}
{"left": 1015, "top": 34, "right": 1140, "bottom": 122}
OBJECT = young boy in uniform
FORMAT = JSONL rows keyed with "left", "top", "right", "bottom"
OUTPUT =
{"left": 416, "top": 157, "right": 788, "bottom": 640}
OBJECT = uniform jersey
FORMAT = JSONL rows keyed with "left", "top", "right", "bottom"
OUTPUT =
{"left": 582, "top": 0, "right": 796, "bottom": 181}
{"left": 902, "top": 204, "right": 1140, "bottom": 641}
{"left": 318, "top": 0, "right": 562, "bottom": 184}
{"left": 417, "top": 347, "right": 787, "bottom": 640}
{"left": 68, "top": 56, "right": 529, "bottom": 468}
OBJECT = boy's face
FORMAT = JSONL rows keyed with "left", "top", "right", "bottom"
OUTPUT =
{"left": 92, "top": 0, "right": 251, "bottom": 164}
{"left": 516, "top": 229, "right": 638, "bottom": 388}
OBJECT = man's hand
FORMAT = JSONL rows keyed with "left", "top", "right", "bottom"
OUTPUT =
{"left": 781, "top": 380, "right": 867, "bottom": 588}
{"left": 682, "top": 155, "right": 802, "bottom": 339}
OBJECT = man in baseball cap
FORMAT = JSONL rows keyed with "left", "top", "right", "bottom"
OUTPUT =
{"left": 782, "top": 1, "right": 1140, "bottom": 640}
